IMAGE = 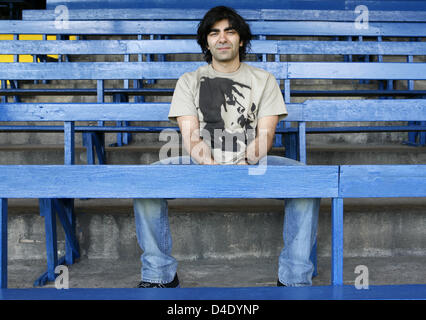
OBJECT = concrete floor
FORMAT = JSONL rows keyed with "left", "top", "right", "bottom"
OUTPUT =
{"left": 7, "top": 255, "right": 426, "bottom": 289}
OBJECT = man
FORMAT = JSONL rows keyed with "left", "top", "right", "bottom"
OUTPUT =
{"left": 134, "top": 6, "right": 320, "bottom": 288}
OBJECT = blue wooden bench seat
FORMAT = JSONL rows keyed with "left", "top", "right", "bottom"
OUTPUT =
{"left": 21, "top": 7, "right": 426, "bottom": 22}
{"left": 1, "top": 284, "right": 426, "bottom": 300}
{"left": 0, "top": 159, "right": 340, "bottom": 289}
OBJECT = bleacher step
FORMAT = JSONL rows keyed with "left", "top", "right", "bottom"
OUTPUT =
{"left": 6, "top": 197, "right": 426, "bottom": 261}
{"left": 0, "top": 143, "right": 425, "bottom": 165}
{"left": 6, "top": 255, "right": 426, "bottom": 291}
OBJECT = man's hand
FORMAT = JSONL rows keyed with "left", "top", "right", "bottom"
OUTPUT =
{"left": 177, "top": 115, "right": 218, "bottom": 165}
{"left": 246, "top": 115, "right": 278, "bottom": 164}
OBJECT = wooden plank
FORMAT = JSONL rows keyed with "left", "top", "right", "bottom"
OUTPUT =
{"left": 288, "top": 62, "right": 426, "bottom": 80}
{"left": 277, "top": 41, "right": 426, "bottom": 56}
{"left": 22, "top": 8, "right": 426, "bottom": 22}
{"left": 22, "top": 8, "right": 261, "bottom": 21}
{"left": 301, "top": 99, "right": 426, "bottom": 122}
{"left": 0, "top": 62, "right": 286, "bottom": 80}
{"left": 0, "top": 103, "right": 172, "bottom": 121}
{"left": 2, "top": 39, "right": 426, "bottom": 56}
{"left": 250, "top": 21, "right": 426, "bottom": 37}
{"left": 1, "top": 284, "right": 426, "bottom": 300}
{"left": 3, "top": 62, "right": 426, "bottom": 81}
{"left": 1, "top": 20, "right": 425, "bottom": 37}
{"left": 1, "top": 100, "right": 425, "bottom": 123}
{"left": 0, "top": 40, "right": 203, "bottom": 55}
{"left": 0, "top": 165, "right": 339, "bottom": 198}
{"left": 339, "top": 165, "right": 426, "bottom": 198}
{"left": 345, "top": 1, "right": 426, "bottom": 11}
{"left": 0, "top": 103, "right": 305, "bottom": 122}
{"left": 0, "top": 62, "right": 205, "bottom": 80}
{"left": 261, "top": 9, "right": 426, "bottom": 22}
{"left": 331, "top": 198, "right": 344, "bottom": 286}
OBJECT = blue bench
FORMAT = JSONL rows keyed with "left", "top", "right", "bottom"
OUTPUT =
{"left": 0, "top": 13, "right": 425, "bottom": 297}
{"left": 1, "top": 102, "right": 426, "bottom": 298}
{"left": 1, "top": 35, "right": 425, "bottom": 287}
{"left": 0, "top": 102, "right": 340, "bottom": 289}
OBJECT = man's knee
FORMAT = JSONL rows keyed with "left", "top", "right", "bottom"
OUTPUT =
{"left": 134, "top": 198, "right": 166, "bottom": 219}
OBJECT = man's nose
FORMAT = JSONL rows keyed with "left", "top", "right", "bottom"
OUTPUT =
{"left": 218, "top": 32, "right": 228, "bottom": 43}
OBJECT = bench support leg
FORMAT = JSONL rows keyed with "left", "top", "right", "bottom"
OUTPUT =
{"left": 284, "top": 133, "right": 298, "bottom": 161}
{"left": 39, "top": 199, "right": 58, "bottom": 283}
{"left": 35, "top": 199, "right": 80, "bottom": 286}
{"left": 1, "top": 198, "right": 7, "bottom": 289}
{"left": 111, "top": 93, "right": 132, "bottom": 147}
{"left": 53, "top": 199, "right": 80, "bottom": 265}
{"left": 83, "top": 132, "right": 106, "bottom": 165}
{"left": 406, "top": 121, "right": 426, "bottom": 146}
{"left": 331, "top": 198, "right": 344, "bottom": 285}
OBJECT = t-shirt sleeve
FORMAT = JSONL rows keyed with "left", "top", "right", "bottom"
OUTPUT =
{"left": 257, "top": 74, "right": 287, "bottom": 122}
{"left": 168, "top": 74, "right": 198, "bottom": 124}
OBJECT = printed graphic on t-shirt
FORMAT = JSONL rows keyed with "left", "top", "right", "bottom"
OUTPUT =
{"left": 168, "top": 63, "right": 287, "bottom": 164}
{"left": 198, "top": 76, "right": 256, "bottom": 162}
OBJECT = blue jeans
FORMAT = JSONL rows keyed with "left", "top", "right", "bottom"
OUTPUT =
{"left": 133, "top": 156, "right": 320, "bottom": 286}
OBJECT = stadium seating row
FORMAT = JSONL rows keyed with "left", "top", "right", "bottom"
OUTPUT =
{"left": 0, "top": 7, "right": 425, "bottom": 298}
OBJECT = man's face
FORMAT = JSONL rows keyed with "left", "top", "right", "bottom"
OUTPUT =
{"left": 206, "top": 19, "right": 243, "bottom": 64}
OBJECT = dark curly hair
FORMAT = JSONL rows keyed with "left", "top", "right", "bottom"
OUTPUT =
{"left": 197, "top": 6, "right": 252, "bottom": 63}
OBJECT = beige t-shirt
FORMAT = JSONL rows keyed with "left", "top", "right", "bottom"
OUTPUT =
{"left": 169, "top": 62, "right": 287, "bottom": 164}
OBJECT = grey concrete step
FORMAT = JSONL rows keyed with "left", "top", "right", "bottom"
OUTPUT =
{"left": 0, "top": 143, "right": 425, "bottom": 165}
{"left": 0, "top": 125, "right": 414, "bottom": 146}
{"left": 7, "top": 255, "right": 426, "bottom": 288}
{"left": 6, "top": 198, "right": 426, "bottom": 261}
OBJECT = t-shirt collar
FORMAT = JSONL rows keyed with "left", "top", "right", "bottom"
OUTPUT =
{"left": 208, "top": 62, "right": 245, "bottom": 77}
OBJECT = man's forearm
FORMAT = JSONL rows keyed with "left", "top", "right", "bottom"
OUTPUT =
{"left": 178, "top": 116, "right": 218, "bottom": 165}
{"left": 245, "top": 128, "right": 274, "bottom": 164}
